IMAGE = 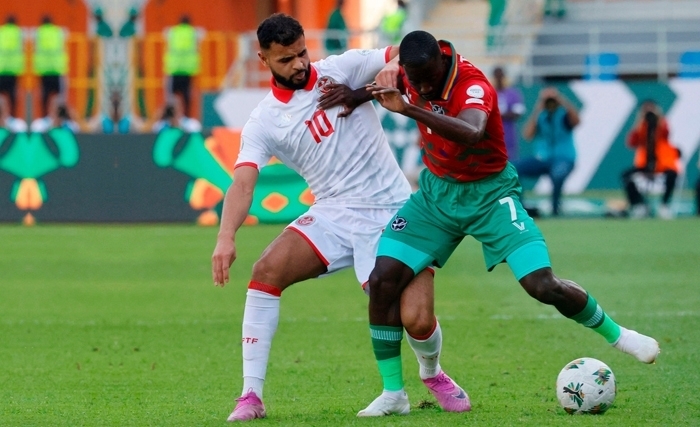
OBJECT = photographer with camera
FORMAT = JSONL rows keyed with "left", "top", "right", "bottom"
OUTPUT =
{"left": 514, "top": 87, "right": 580, "bottom": 217}
{"left": 621, "top": 100, "right": 680, "bottom": 219}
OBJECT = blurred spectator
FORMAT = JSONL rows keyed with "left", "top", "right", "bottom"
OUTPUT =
{"left": 151, "top": 99, "right": 201, "bottom": 134}
{"left": 88, "top": 91, "right": 143, "bottom": 134}
{"left": 30, "top": 98, "right": 79, "bottom": 133}
{"left": 163, "top": 15, "right": 203, "bottom": 117}
{"left": 515, "top": 87, "right": 579, "bottom": 217}
{"left": 0, "top": 15, "right": 24, "bottom": 117}
{"left": 33, "top": 15, "right": 68, "bottom": 117}
{"left": 379, "top": 1, "right": 408, "bottom": 46}
{"left": 621, "top": 100, "right": 680, "bottom": 219}
{"left": 492, "top": 66, "right": 525, "bottom": 160}
{"left": 325, "top": 0, "right": 348, "bottom": 56}
{"left": 0, "top": 95, "right": 27, "bottom": 132}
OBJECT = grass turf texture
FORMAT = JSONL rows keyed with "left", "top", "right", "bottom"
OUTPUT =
{"left": 1, "top": 220, "right": 698, "bottom": 426}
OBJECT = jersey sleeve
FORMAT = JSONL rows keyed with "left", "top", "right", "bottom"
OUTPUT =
{"left": 235, "top": 121, "right": 273, "bottom": 170}
{"left": 453, "top": 79, "right": 495, "bottom": 116}
{"left": 333, "top": 47, "right": 391, "bottom": 88}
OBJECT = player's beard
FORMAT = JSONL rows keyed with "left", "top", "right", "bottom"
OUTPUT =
{"left": 271, "top": 65, "right": 311, "bottom": 90}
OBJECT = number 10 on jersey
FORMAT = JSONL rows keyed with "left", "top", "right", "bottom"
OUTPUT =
{"left": 305, "top": 110, "right": 334, "bottom": 143}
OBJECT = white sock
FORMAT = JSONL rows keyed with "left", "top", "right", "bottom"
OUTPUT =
{"left": 406, "top": 320, "right": 442, "bottom": 380}
{"left": 241, "top": 288, "right": 280, "bottom": 399}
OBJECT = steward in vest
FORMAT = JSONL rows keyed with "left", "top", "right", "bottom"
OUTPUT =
{"left": 164, "top": 15, "right": 201, "bottom": 117}
{"left": 33, "top": 15, "right": 67, "bottom": 117}
{"left": 0, "top": 15, "right": 25, "bottom": 117}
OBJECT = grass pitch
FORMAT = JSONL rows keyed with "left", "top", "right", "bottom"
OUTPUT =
{"left": 1, "top": 220, "right": 699, "bottom": 426}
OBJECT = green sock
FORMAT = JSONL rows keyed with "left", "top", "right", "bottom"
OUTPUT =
{"left": 370, "top": 325, "right": 404, "bottom": 391}
{"left": 570, "top": 294, "right": 622, "bottom": 344}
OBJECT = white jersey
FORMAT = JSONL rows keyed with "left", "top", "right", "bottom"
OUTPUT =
{"left": 235, "top": 48, "right": 411, "bottom": 208}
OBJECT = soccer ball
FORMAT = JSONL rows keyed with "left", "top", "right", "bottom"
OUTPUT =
{"left": 556, "top": 357, "right": 616, "bottom": 414}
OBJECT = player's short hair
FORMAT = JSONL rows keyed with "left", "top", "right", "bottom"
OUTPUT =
{"left": 257, "top": 13, "right": 304, "bottom": 50}
{"left": 399, "top": 30, "right": 440, "bottom": 68}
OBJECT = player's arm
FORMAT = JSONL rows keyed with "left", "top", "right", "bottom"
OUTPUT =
{"left": 371, "top": 85, "right": 487, "bottom": 146}
{"left": 317, "top": 84, "right": 375, "bottom": 117}
{"left": 212, "top": 165, "right": 259, "bottom": 286}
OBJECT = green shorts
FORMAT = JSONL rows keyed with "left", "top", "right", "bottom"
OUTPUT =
{"left": 378, "top": 163, "right": 550, "bottom": 278}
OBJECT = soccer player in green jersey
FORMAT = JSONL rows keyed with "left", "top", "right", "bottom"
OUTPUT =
{"left": 357, "top": 30, "right": 660, "bottom": 416}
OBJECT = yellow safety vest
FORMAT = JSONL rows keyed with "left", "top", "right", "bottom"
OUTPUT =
{"left": 0, "top": 24, "right": 24, "bottom": 75}
{"left": 164, "top": 24, "right": 200, "bottom": 75}
{"left": 33, "top": 24, "right": 67, "bottom": 75}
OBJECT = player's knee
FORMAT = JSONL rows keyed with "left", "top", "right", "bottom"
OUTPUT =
{"left": 368, "top": 269, "right": 401, "bottom": 307}
{"left": 250, "top": 257, "right": 285, "bottom": 289}
{"left": 403, "top": 311, "right": 434, "bottom": 337}
{"left": 520, "top": 268, "right": 562, "bottom": 304}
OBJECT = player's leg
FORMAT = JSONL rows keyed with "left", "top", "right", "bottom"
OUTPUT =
{"left": 400, "top": 270, "right": 471, "bottom": 413}
{"left": 517, "top": 267, "right": 659, "bottom": 363}
{"left": 229, "top": 228, "right": 328, "bottom": 422}
{"left": 231, "top": 209, "right": 352, "bottom": 421}
{"left": 360, "top": 176, "right": 467, "bottom": 416}
{"left": 475, "top": 164, "right": 659, "bottom": 364}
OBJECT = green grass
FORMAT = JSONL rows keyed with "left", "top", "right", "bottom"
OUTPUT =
{"left": 1, "top": 220, "right": 699, "bottom": 426}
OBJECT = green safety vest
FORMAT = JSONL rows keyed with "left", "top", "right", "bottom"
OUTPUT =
{"left": 32, "top": 24, "right": 67, "bottom": 75}
{"left": 164, "top": 24, "right": 200, "bottom": 75}
{"left": 0, "top": 24, "right": 25, "bottom": 75}
{"left": 380, "top": 9, "right": 407, "bottom": 44}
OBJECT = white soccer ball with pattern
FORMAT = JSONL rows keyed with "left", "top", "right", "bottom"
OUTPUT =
{"left": 556, "top": 357, "right": 616, "bottom": 414}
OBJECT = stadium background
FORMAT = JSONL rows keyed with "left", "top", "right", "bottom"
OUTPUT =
{"left": 1, "top": 0, "right": 699, "bottom": 224}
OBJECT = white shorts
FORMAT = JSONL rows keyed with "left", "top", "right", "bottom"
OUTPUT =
{"left": 285, "top": 204, "right": 398, "bottom": 287}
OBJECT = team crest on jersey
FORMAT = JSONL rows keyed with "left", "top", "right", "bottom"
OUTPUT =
{"left": 430, "top": 103, "right": 445, "bottom": 115}
{"left": 296, "top": 215, "right": 315, "bottom": 226}
{"left": 316, "top": 76, "right": 338, "bottom": 94}
{"left": 390, "top": 216, "right": 408, "bottom": 231}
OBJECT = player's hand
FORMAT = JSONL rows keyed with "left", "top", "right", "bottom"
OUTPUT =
{"left": 368, "top": 84, "right": 406, "bottom": 113}
{"left": 317, "top": 83, "right": 359, "bottom": 117}
{"left": 374, "top": 58, "right": 400, "bottom": 88}
{"left": 212, "top": 237, "right": 236, "bottom": 287}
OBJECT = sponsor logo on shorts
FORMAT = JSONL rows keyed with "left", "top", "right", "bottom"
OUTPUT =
{"left": 296, "top": 215, "right": 315, "bottom": 226}
{"left": 390, "top": 216, "right": 408, "bottom": 231}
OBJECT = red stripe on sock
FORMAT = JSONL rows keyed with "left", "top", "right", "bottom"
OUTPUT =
{"left": 408, "top": 317, "right": 438, "bottom": 341}
{"left": 248, "top": 281, "right": 282, "bottom": 297}
{"left": 424, "top": 267, "right": 435, "bottom": 276}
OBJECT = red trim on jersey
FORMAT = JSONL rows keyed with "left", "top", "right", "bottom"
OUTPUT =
{"left": 248, "top": 280, "right": 282, "bottom": 297}
{"left": 270, "top": 65, "right": 319, "bottom": 104}
{"left": 286, "top": 225, "right": 330, "bottom": 266}
{"left": 234, "top": 162, "right": 258, "bottom": 170}
{"left": 408, "top": 316, "right": 438, "bottom": 341}
{"left": 384, "top": 46, "right": 392, "bottom": 63}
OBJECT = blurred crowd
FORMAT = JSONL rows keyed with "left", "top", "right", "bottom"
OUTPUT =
{"left": 0, "top": 11, "right": 202, "bottom": 136}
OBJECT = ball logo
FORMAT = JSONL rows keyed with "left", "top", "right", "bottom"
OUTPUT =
{"left": 390, "top": 216, "right": 407, "bottom": 231}
{"left": 466, "top": 84, "right": 485, "bottom": 99}
{"left": 316, "top": 76, "right": 337, "bottom": 95}
{"left": 296, "top": 215, "right": 315, "bottom": 226}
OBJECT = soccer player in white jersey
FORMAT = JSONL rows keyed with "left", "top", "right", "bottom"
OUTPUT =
{"left": 211, "top": 14, "right": 469, "bottom": 421}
